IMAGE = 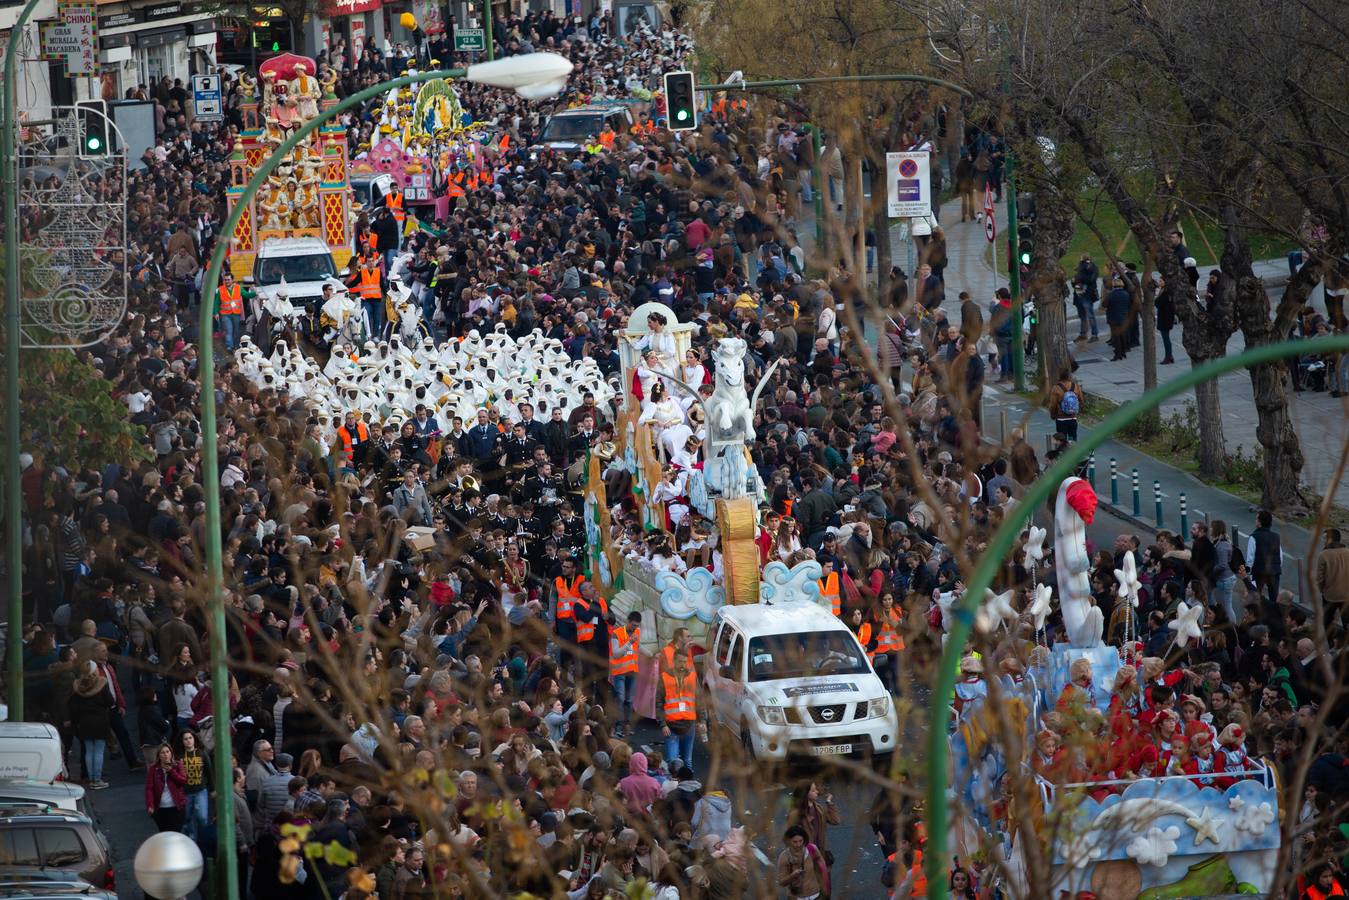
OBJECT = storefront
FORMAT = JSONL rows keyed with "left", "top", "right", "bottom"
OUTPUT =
{"left": 320, "top": 0, "right": 383, "bottom": 65}
{"left": 96, "top": 1, "right": 216, "bottom": 97}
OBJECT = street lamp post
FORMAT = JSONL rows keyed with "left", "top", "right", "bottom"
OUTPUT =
{"left": 195, "top": 53, "right": 571, "bottom": 898}
{"left": 3, "top": 0, "right": 46, "bottom": 724}
{"left": 920, "top": 333, "right": 1349, "bottom": 900}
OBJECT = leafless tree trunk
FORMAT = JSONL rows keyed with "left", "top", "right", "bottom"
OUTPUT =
{"left": 1026, "top": 181, "right": 1075, "bottom": 385}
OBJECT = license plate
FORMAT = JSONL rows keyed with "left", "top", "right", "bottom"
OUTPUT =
{"left": 811, "top": 743, "right": 852, "bottom": 756}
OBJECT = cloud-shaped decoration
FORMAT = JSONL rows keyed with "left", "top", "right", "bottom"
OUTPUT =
{"left": 1028, "top": 583, "right": 1053, "bottom": 632}
{"left": 1024, "top": 525, "right": 1047, "bottom": 565}
{"left": 1168, "top": 599, "right": 1204, "bottom": 648}
{"left": 1126, "top": 825, "right": 1180, "bottom": 867}
{"left": 687, "top": 469, "right": 714, "bottom": 520}
{"left": 658, "top": 567, "right": 724, "bottom": 623}
{"left": 1062, "top": 831, "right": 1104, "bottom": 870}
{"left": 1229, "top": 795, "right": 1276, "bottom": 834}
{"left": 760, "top": 558, "right": 823, "bottom": 605}
{"left": 976, "top": 588, "right": 1017, "bottom": 633}
{"left": 1114, "top": 552, "right": 1141, "bottom": 608}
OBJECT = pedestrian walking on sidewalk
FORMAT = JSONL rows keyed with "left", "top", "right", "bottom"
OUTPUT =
{"left": 1106, "top": 277, "right": 1133, "bottom": 360}
{"left": 1157, "top": 276, "right": 1177, "bottom": 364}
{"left": 1246, "top": 510, "right": 1282, "bottom": 609}
{"left": 1073, "top": 254, "right": 1100, "bottom": 342}
{"left": 1048, "top": 367, "right": 1082, "bottom": 441}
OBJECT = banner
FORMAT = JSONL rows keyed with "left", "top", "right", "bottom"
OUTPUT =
{"left": 412, "top": 0, "right": 445, "bottom": 35}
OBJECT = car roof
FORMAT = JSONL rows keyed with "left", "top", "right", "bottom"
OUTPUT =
{"left": 257, "top": 237, "right": 333, "bottom": 256}
{"left": 550, "top": 105, "right": 624, "bottom": 117}
{"left": 0, "top": 807, "right": 91, "bottom": 824}
{"left": 715, "top": 602, "right": 846, "bottom": 635}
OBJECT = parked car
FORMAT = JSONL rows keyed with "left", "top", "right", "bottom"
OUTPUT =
{"left": 0, "top": 725, "right": 65, "bottom": 783}
{"left": 0, "top": 808, "right": 113, "bottom": 892}
{"left": 0, "top": 877, "right": 116, "bottom": 900}
{"left": 0, "top": 783, "right": 87, "bottom": 816}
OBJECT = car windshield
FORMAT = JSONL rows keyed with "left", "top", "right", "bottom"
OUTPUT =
{"left": 541, "top": 115, "right": 606, "bottom": 143}
{"left": 745, "top": 631, "right": 870, "bottom": 682}
{"left": 256, "top": 253, "right": 336, "bottom": 286}
{"left": 351, "top": 182, "right": 371, "bottom": 208}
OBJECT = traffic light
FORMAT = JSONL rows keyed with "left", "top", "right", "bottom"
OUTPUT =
{"left": 1017, "top": 222, "right": 1034, "bottom": 267}
{"left": 76, "top": 102, "right": 108, "bottom": 155}
{"left": 663, "top": 70, "right": 697, "bottom": 132}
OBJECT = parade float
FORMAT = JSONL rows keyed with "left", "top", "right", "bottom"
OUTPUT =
{"left": 350, "top": 74, "right": 492, "bottom": 222}
{"left": 584, "top": 302, "right": 826, "bottom": 718}
{"left": 226, "top": 53, "right": 354, "bottom": 282}
{"left": 947, "top": 478, "right": 1282, "bottom": 898}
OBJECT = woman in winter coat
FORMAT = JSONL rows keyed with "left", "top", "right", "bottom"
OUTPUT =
{"left": 144, "top": 742, "right": 187, "bottom": 832}
{"left": 692, "top": 787, "right": 733, "bottom": 844}
{"left": 68, "top": 661, "right": 112, "bottom": 789}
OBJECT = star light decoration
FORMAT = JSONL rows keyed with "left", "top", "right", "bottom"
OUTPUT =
{"left": 1027, "top": 583, "right": 1053, "bottom": 632}
{"left": 976, "top": 588, "right": 1018, "bottom": 633}
{"left": 1114, "top": 552, "right": 1142, "bottom": 608}
{"left": 1024, "top": 526, "right": 1047, "bottom": 566}
{"left": 1168, "top": 599, "right": 1205, "bottom": 648}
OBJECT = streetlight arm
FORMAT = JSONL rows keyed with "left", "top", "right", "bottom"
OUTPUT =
{"left": 696, "top": 73, "right": 973, "bottom": 97}
{"left": 921, "top": 333, "right": 1349, "bottom": 900}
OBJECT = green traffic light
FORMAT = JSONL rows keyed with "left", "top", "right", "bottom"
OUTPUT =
{"left": 1020, "top": 252, "right": 1032, "bottom": 266}
{"left": 676, "top": 110, "right": 689, "bottom": 121}
{"left": 86, "top": 136, "right": 102, "bottom": 152}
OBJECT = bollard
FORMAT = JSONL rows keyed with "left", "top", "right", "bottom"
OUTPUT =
{"left": 1154, "top": 480, "right": 1163, "bottom": 528}
{"left": 1087, "top": 453, "right": 1096, "bottom": 489}
{"left": 1232, "top": 527, "right": 1240, "bottom": 553}
{"left": 1179, "top": 492, "right": 1188, "bottom": 536}
{"left": 1000, "top": 409, "right": 1009, "bottom": 444}
{"left": 1132, "top": 468, "right": 1140, "bottom": 517}
{"left": 1110, "top": 458, "right": 1119, "bottom": 506}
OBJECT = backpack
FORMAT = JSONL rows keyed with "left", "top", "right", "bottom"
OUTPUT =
{"left": 1060, "top": 387, "right": 1080, "bottom": 417}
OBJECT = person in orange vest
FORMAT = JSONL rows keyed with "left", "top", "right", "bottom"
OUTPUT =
{"left": 214, "top": 271, "right": 250, "bottom": 351}
{"left": 659, "top": 626, "right": 695, "bottom": 682}
{"left": 1304, "top": 865, "right": 1348, "bottom": 900}
{"left": 658, "top": 635, "right": 699, "bottom": 771}
{"left": 553, "top": 558, "right": 586, "bottom": 680}
{"left": 445, "top": 168, "right": 467, "bottom": 201}
{"left": 336, "top": 410, "right": 370, "bottom": 469}
{"left": 817, "top": 558, "right": 842, "bottom": 617}
{"left": 609, "top": 610, "right": 641, "bottom": 737}
{"left": 574, "top": 581, "right": 610, "bottom": 693}
{"left": 386, "top": 190, "right": 405, "bottom": 225}
{"left": 598, "top": 123, "right": 616, "bottom": 150}
{"left": 347, "top": 254, "right": 385, "bottom": 338}
{"left": 868, "top": 592, "right": 904, "bottom": 693}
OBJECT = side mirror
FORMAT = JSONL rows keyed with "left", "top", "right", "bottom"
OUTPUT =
{"left": 338, "top": 268, "right": 350, "bottom": 277}
{"left": 719, "top": 665, "right": 734, "bottom": 680}
{"left": 241, "top": 275, "right": 255, "bottom": 285}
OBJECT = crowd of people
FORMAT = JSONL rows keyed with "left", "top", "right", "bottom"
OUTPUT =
{"left": 10, "top": 7, "right": 1349, "bottom": 900}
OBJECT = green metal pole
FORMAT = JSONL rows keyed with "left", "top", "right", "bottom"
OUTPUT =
{"left": 483, "top": 0, "right": 494, "bottom": 61}
{"left": 1006, "top": 149, "right": 1024, "bottom": 391}
{"left": 198, "top": 67, "right": 465, "bottom": 900}
{"left": 922, "top": 332, "right": 1349, "bottom": 900}
{"left": 3, "top": 0, "right": 44, "bottom": 724}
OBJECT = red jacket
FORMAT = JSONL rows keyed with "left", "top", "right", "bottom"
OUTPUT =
{"left": 145, "top": 761, "right": 188, "bottom": 812}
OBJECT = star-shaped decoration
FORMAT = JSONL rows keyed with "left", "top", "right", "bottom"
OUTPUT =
{"left": 1185, "top": 806, "right": 1222, "bottom": 846}
{"left": 1027, "top": 583, "right": 1053, "bottom": 632}
{"left": 1024, "top": 526, "right": 1047, "bottom": 565}
{"left": 977, "top": 588, "right": 1018, "bottom": 633}
{"left": 1114, "top": 552, "right": 1141, "bottom": 608}
{"left": 1168, "top": 600, "right": 1204, "bottom": 648}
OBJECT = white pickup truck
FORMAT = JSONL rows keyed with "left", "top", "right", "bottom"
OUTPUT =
{"left": 703, "top": 602, "right": 898, "bottom": 761}
{"left": 250, "top": 236, "right": 340, "bottom": 309}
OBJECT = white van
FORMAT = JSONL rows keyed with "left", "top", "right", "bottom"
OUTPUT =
{"left": 704, "top": 602, "right": 898, "bottom": 761}
{"left": 251, "top": 236, "right": 340, "bottom": 309}
{"left": 0, "top": 723, "right": 66, "bottom": 782}
{"left": 0, "top": 779, "right": 87, "bottom": 815}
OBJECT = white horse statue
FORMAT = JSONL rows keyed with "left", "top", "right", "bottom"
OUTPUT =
{"left": 702, "top": 337, "right": 776, "bottom": 499}
{"left": 1053, "top": 477, "right": 1104, "bottom": 647}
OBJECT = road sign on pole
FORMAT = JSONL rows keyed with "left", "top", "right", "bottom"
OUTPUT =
{"left": 984, "top": 183, "right": 997, "bottom": 243}
{"left": 886, "top": 151, "right": 930, "bottom": 218}
{"left": 454, "top": 28, "right": 485, "bottom": 52}
{"left": 191, "top": 74, "right": 222, "bottom": 123}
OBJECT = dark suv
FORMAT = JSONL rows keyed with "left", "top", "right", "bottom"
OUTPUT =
{"left": 0, "top": 807, "right": 113, "bottom": 893}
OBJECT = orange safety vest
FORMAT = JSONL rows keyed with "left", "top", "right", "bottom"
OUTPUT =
{"left": 356, "top": 266, "right": 382, "bottom": 300}
{"left": 855, "top": 622, "right": 872, "bottom": 653}
{"left": 575, "top": 595, "right": 609, "bottom": 644}
{"left": 337, "top": 421, "right": 369, "bottom": 463}
{"left": 554, "top": 575, "right": 585, "bottom": 621}
{"left": 360, "top": 232, "right": 378, "bottom": 254}
{"left": 1306, "top": 885, "right": 1347, "bottom": 900}
{"left": 873, "top": 608, "right": 905, "bottom": 655}
{"left": 885, "top": 849, "right": 926, "bottom": 898}
{"left": 818, "top": 572, "right": 841, "bottom": 617}
{"left": 610, "top": 625, "right": 639, "bottom": 675}
{"left": 599, "top": 129, "right": 615, "bottom": 149}
{"left": 218, "top": 283, "right": 242, "bottom": 316}
{"left": 660, "top": 667, "right": 697, "bottom": 722}
{"left": 661, "top": 643, "right": 695, "bottom": 677}
{"left": 387, "top": 191, "right": 404, "bottom": 223}
{"left": 446, "top": 172, "right": 466, "bottom": 198}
